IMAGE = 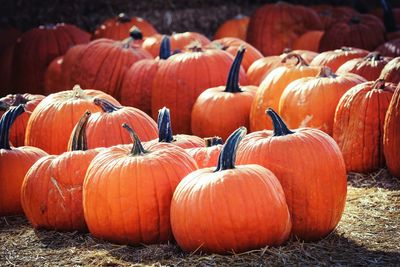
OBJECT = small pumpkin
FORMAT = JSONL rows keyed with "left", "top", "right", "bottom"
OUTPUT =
{"left": 185, "top": 137, "right": 223, "bottom": 168}
{"left": 379, "top": 57, "right": 400, "bottom": 84}
{"left": 214, "top": 15, "right": 250, "bottom": 40}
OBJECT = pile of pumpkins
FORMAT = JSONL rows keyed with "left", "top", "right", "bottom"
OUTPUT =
{"left": 1, "top": 1, "right": 400, "bottom": 255}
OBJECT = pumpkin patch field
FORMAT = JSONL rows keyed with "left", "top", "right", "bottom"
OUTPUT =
{"left": 1, "top": 0, "right": 400, "bottom": 266}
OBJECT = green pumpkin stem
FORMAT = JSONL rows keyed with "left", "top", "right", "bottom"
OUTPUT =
{"left": 94, "top": 98, "right": 121, "bottom": 113}
{"left": 157, "top": 107, "right": 174, "bottom": 143}
{"left": 281, "top": 53, "right": 308, "bottom": 66}
{"left": 205, "top": 136, "right": 223, "bottom": 147}
{"left": 365, "top": 52, "right": 383, "bottom": 62}
{"left": 266, "top": 108, "right": 294, "bottom": 136}
{"left": 70, "top": 111, "right": 91, "bottom": 151}
{"left": 0, "top": 105, "right": 25, "bottom": 150}
{"left": 224, "top": 47, "right": 245, "bottom": 93}
{"left": 122, "top": 123, "right": 148, "bottom": 156}
{"left": 214, "top": 127, "right": 246, "bottom": 172}
{"left": 129, "top": 26, "right": 143, "bottom": 40}
{"left": 159, "top": 36, "right": 172, "bottom": 60}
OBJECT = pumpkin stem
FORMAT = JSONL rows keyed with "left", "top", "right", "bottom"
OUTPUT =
{"left": 380, "top": 0, "right": 397, "bottom": 32}
{"left": 205, "top": 136, "right": 223, "bottom": 147}
{"left": 372, "top": 79, "right": 386, "bottom": 90}
{"left": 94, "top": 98, "right": 122, "bottom": 113}
{"left": 0, "top": 105, "right": 24, "bottom": 150}
{"left": 129, "top": 26, "right": 143, "bottom": 40}
{"left": 282, "top": 48, "right": 292, "bottom": 54}
{"left": 349, "top": 16, "right": 361, "bottom": 25}
{"left": 117, "top": 13, "right": 131, "bottom": 23}
{"left": 266, "top": 108, "right": 294, "bottom": 136}
{"left": 157, "top": 107, "right": 174, "bottom": 143}
{"left": 281, "top": 53, "right": 308, "bottom": 66}
{"left": 214, "top": 127, "right": 246, "bottom": 172}
{"left": 365, "top": 52, "right": 383, "bottom": 62}
{"left": 340, "top": 47, "right": 352, "bottom": 52}
{"left": 224, "top": 47, "right": 245, "bottom": 93}
{"left": 186, "top": 41, "right": 203, "bottom": 52}
{"left": 0, "top": 102, "right": 8, "bottom": 111}
{"left": 317, "top": 66, "right": 337, "bottom": 78}
{"left": 69, "top": 111, "right": 91, "bottom": 151}
{"left": 72, "top": 85, "right": 85, "bottom": 99}
{"left": 122, "top": 123, "right": 148, "bottom": 156}
{"left": 159, "top": 36, "right": 172, "bottom": 60}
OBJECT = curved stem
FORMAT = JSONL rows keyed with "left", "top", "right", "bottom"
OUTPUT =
{"left": 281, "top": 53, "right": 308, "bottom": 66}
{"left": 157, "top": 107, "right": 174, "bottom": 143}
{"left": 317, "top": 66, "right": 337, "bottom": 78}
{"left": 117, "top": 13, "right": 131, "bottom": 23}
{"left": 214, "top": 127, "right": 246, "bottom": 172}
{"left": 122, "top": 123, "right": 148, "bottom": 156}
{"left": 186, "top": 41, "right": 203, "bottom": 52}
{"left": 129, "top": 26, "right": 143, "bottom": 40}
{"left": 224, "top": 47, "right": 245, "bottom": 93}
{"left": 205, "top": 137, "right": 223, "bottom": 147}
{"left": 0, "top": 105, "right": 25, "bottom": 150}
{"left": 94, "top": 98, "right": 121, "bottom": 113}
{"left": 266, "top": 108, "right": 294, "bottom": 136}
{"left": 69, "top": 111, "right": 91, "bottom": 151}
{"left": 373, "top": 79, "right": 386, "bottom": 90}
{"left": 159, "top": 36, "right": 171, "bottom": 60}
{"left": 365, "top": 52, "right": 383, "bottom": 62}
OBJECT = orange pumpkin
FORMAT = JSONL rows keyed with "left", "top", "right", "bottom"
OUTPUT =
{"left": 185, "top": 137, "right": 223, "bottom": 168}
{"left": 293, "top": 31, "right": 324, "bottom": 52}
{"left": 44, "top": 56, "right": 65, "bottom": 95}
{"left": 237, "top": 109, "right": 347, "bottom": 241}
{"left": 60, "top": 44, "right": 86, "bottom": 87}
{"left": 311, "top": 47, "right": 369, "bottom": 72}
{"left": 214, "top": 15, "right": 250, "bottom": 40}
{"left": 171, "top": 127, "right": 291, "bottom": 254}
{"left": 379, "top": 57, "right": 400, "bottom": 84}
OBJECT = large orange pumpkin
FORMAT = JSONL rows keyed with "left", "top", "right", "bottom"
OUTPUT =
{"left": 237, "top": 109, "right": 347, "bottom": 241}
{"left": 379, "top": 57, "right": 400, "bottom": 84}
{"left": 83, "top": 123, "right": 198, "bottom": 245}
{"left": 214, "top": 15, "right": 250, "bottom": 40}
{"left": 171, "top": 127, "right": 292, "bottom": 254}
{"left": 44, "top": 56, "right": 65, "bottom": 95}
{"left": 185, "top": 137, "right": 223, "bottom": 168}
{"left": 333, "top": 80, "right": 396, "bottom": 173}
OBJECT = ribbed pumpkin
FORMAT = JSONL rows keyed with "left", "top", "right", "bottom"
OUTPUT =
{"left": 172, "top": 127, "right": 291, "bottom": 254}
{"left": 214, "top": 15, "right": 250, "bottom": 40}
{"left": 12, "top": 24, "right": 90, "bottom": 94}
{"left": 44, "top": 56, "right": 65, "bottom": 94}
{"left": 246, "top": 2, "right": 322, "bottom": 56}
{"left": 311, "top": 47, "right": 369, "bottom": 72}
{"left": 377, "top": 38, "right": 400, "bottom": 57}
{"left": 21, "top": 111, "right": 101, "bottom": 231}
{"left": 60, "top": 44, "right": 86, "bottom": 87}
{"left": 67, "top": 98, "right": 158, "bottom": 149}
{"left": 152, "top": 46, "right": 247, "bottom": 133}
{"left": 83, "top": 123, "right": 198, "bottom": 245}
{"left": 384, "top": 84, "right": 400, "bottom": 177}
{"left": 67, "top": 38, "right": 152, "bottom": 99}
{"left": 336, "top": 52, "right": 392, "bottom": 81}
{"left": 333, "top": 80, "right": 396, "bottom": 173}
{"left": 237, "top": 109, "right": 347, "bottom": 241}
{"left": 192, "top": 49, "right": 257, "bottom": 140}
{"left": 25, "top": 85, "right": 120, "bottom": 155}
{"left": 379, "top": 57, "right": 400, "bottom": 84}
{"left": 93, "top": 13, "right": 157, "bottom": 40}
{"left": 120, "top": 36, "right": 172, "bottom": 114}
{"left": 0, "top": 27, "right": 20, "bottom": 94}
{"left": 293, "top": 31, "right": 324, "bottom": 52}
{"left": 250, "top": 53, "right": 321, "bottom": 131}
{"left": 311, "top": 5, "right": 359, "bottom": 29}
{"left": 0, "top": 106, "right": 47, "bottom": 216}
{"left": 185, "top": 137, "right": 223, "bottom": 168}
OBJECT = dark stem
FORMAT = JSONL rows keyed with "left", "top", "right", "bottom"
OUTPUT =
{"left": 349, "top": 16, "right": 361, "bottom": 25}
{"left": 224, "top": 47, "right": 245, "bottom": 93}
{"left": 365, "top": 52, "right": 383, "bottom": 62}
{"left": 214, "top": 127, "right": 246, "bottom": 172}
{"left": 266, "top": 108, "right": 294, "bottom": 136}
{"left": 94, "top": 98, "right": 122, "bottom": 113}
{"left": 157, "top": 107, "right": 174, "bottom": 143}
{"left": 373, "top": 79, "right": 386, "bottom": 90}
{"left": 205, "top": 137, "right": 223, "bottom": 147}
{"left": 341, "top": 47, "right": 352, "bottom": 52}
{"left": 282, "top": 48, "right": 292, "bottom": 54}
{"left": 380, "top": 0, "right": 397, "bottom": 32}
{"left": 159, "top": 36, "right": 172, "bottom": 60}
{"left": 122, "top": 123, "right": 148, "bottom": 156}
{"left": 186, "top": 41, "right": 203, "bottom": 52}
{"left": 70, "top": 111, "right": 91, "bottom": 151}
{"left": 317, "top": 66, "right": 337, "bottom": 78}
{"left": 129, "top": 26, "right": 143, "bottom": 40}
{"left": 117, "top": 13, "right": 131, "bottom": 23}
{"left": 281, "top": 53, "right": 308, "bottom": 66}
{"left": 0, "top": 105, "right": 24, "bottom": 150}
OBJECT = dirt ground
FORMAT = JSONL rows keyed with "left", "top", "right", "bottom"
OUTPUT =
{"left": 1, "top": 169, "right": 399, "bottom": 266}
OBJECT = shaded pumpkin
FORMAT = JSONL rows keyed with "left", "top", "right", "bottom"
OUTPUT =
{"left": 214, "top": 15, "right": 250, "bottom": 40}
{"left": 0, "top": 27, "right": 21, "bottom": 52}
{"left": 376, "top": 38, "right": 400, "bottom": 57}
{"left": 379, "top": 57, "right": 400, "bottom": 84}
{"left": 44, "top": 56, "right": 65, "bottom": 95}
{"left": 293, "top": 31, "right": 324, "bottom": 52}
{"left": 185, "top": 137, "right": 223, "bottom": 168}
{"left": 311, "top": 5, "right": 359, "bottom": 29}
{"left": 0, "top": 27, "right": 21, "bottom": 95}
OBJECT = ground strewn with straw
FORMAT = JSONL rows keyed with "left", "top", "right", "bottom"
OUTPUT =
{"left": 1, "top": 169, "right": 399, "bottom": 266}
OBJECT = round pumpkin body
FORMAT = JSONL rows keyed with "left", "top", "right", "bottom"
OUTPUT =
{"left": 379, "top": 57, "right": 400, "bottom": 84}
{"left": 293, "top": 31, "right": 324, "bottom": 52}
{"left": 333, "top": 80, "right": 396, "bottom": 173}
{"left": 185, "top": 142, "right": 222, "bottom": 168}
{"left": 311, "top": 5, "right": 359, "bottom": 29}
{"left": 44, "top": 56, "right": 65, "bottom": 94}
{"left": 214, "top": 15, "right": 249, "bottom": 40}
{"left": 60, "top": 44, "right": 86, "bottom": 87}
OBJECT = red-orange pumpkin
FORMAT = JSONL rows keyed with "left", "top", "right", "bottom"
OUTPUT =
{"left": 293, "top": 31, "right": 324, "bottom": 52}
{"left": 214, "top": 15, "right": 250, "bottom": 40}
{"left": 311, "top": 47, "right": 369, "bottom": 72}
{"left": 0, "top": 27, "right": 21, "bottom": 95}
{"left": 379, "top": 57, "right": 400, "bottom": 84}
{"left": 185, "top": 137, "right": 223, "bottom": 168}
{"left": 44, "top": 56, "right": 65, "bottom": 95}
{"left": 311, "top": 5, "right": 359, "bottom": 29}
{"left": 376, "top": 38, "right": 400, "bottom": 57}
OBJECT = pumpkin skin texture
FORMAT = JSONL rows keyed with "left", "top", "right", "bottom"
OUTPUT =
{"left": 377, "top": 39, "right": 400, "bottom": 58}
{"left": 311, "top": 5, "right": 359, "bottom": 29}
{"left": 250, "top": 54, "right": 321, "bottom": 132}
{"left": 0, "top": 27, "right": 20, "bottom": 95}
{"left": 185, "top": 137, "right": 223, "bottom": 168}
{"left": 237, "top": 109, "right": 347, "bottom": 241}
{"left": 333, "top": 80, "right": 396, "bottom": 173}
{"left": 293, "top": 31, "right": 324, "bottom": 52}
{"left": 83, "top": 123, "right": 198, "bottom": 245}
{"left": 171, "top": 127, "right": 291, "bottom": 254}
{"left": 60, "top": 44, "right": 86, "bottom": 87}
{"left": 192, "top": 49, "right": 257, "bottom": 140}
{"left": 12, "top": 24, "right": 90, "bottom": 94}
{"left": 214, "top": 15, "right": 250, "bottom": 40}
{"left": 44, "top": 56, "right": 65, "bottom": 95}
{"left": 21, "top": 112, "right": 101, "bottom": 231}
{"left": 279, "top": 67, "right": 366, "bottom": 135}
{"left": 0, "top": 106, "right": 47, "bottom": 216}
{"left": 379, "top": 57, "right": 400, "bottom": 84}
{"left": 25, "top": 85, "right": 120, "bottom": 155}
{"left": 336, "top": 53, "right": 392, "bottom": 81}
{"left": 384, "top": 84, "right": 400, "bottom": 177}
{"left": 152, "top": 47, "right": 247, "bottom": 134}
{"left": 246, "top": 2, "right": 322, "bottom": 56}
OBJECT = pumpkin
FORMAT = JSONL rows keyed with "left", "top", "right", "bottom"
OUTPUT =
{"left": 12, "top": 24, "right": 90, "bottom": 94}
{"left": 376, "top": 38, "right": 400, "bottom": 57}
{"left": 250, "top": 53, "right": 321, "bottom": 132}
{"left": 279, "top": 67, "right": 366, "bottom": 135}
{"left": 237, "top": 109, "right": 347, "bottom": 241}
{"left": 120, "top": 36, "right": 172, "bottom": 114}
{"left": 25, "top": 85, "right": 120, "bottom": 155}
{"left": 185, "top": 137, "right": 223, "bottom": 168}
{"left": 192, "top": 48, "right": 257, "bottom": 140}
{"left": 311, "top": 5, "right": 359, "bottom": 29}
{"left": 93, "top": 13, "right": 157, "bottom": 40}
{"left": 83, "top": 123, "right": 197, "bottom": 245}
{"left": 21, "top": 111, "right": 101, "bottom": 231}
{"left": 0, "top": 27, "right": 21, "bottom": 95}
{"left": 311, "top": 47, "right": 369, "bottom": 72}
{"left": 379, "top": 57, "right": 400, "bottom": 84}
{"left": 152, "top": 45, "right": 247, "bottom": 133}
{"left": 333, "top": 79, "right": 396, "bottom": 173}
{"left": 214, "top": 15, "right": 250, "bottom": 40}
{"left": 336, "top": 52, "right": 392, "bottom": 81}
{"left": 44, "top": 56, "right": 65, "bottom": 94}
{"left": 171, "top": 127, "right": 292, "bottom": 254}
{"left": 246, "top": 2, "right": 322, "bottom": 56}
{"left": 60, "top": 44, "right": 86, "bottom": 87}
{"left": 319, "top": 15, "right": 385, "bottom": 52}
{"left": 0, "top": 105, "right": 47, "bottom": 216}
{"left": 0, "top": 27, "right": 21, "bottom": 52}
{"left": 293, "top": 31, "right": 324, "bottom": 52}
{"left": 384, "top": 84, "right": 400, "bottom": 177}
{"left": 67, "top": 98, "right": 158, "bottom": 149}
